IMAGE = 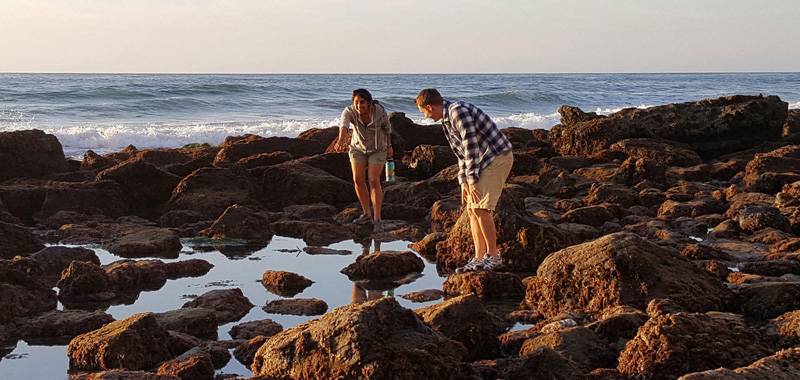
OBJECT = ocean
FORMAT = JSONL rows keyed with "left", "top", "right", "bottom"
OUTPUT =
{"left": 1, "top": 73, "right": 799, "bottom": 157}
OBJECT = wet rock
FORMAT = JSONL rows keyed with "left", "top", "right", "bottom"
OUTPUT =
{"left": 384, "top": 180, "right": 441, "bottom": 209}
{"left": 228, "top": 319, "right": 283, "bottom": 340}
{"left": 70, "top": 370, "right": 179, "bottom": 379}
{"left": 158, "top": 210, "right": 206, "bottom": 228}
{"left": 416, "top": 294, "right": 505, "bottom": 360}
{"left": 389, "top": 112, "right": 448, "bottom": 151}
{"left": 0, "top": 221, "right": 45, "bottom": 258}
{"left": 156, "top": 348, "right": 214, "bottom": 380}
{"left": 678, "top": 347, "right": 800, "bottom": 380}
{"left": 744, "top": 145, "right": 800, "bottom": 193}
{"left": 341, "top": 251, "right": 424, "bottom": 280}
{"left": 639, "top": 188, "right": 666, "bottom": 207}
{"left": 610, "top": 138, "right": 703, "bottom": 167}
{"left": 67, "top": 313, "right": 173, "bottom": 371}
{"left": 524, "top": 232, "right": 732, "bottom": 318}
{"left": 81, "top": 150, "right": 117, "bottom": 171}
{"left": 680, "top": 244, "right": 734, "bottom": 261}
{"left": 499, "top": 347, "right": 587, "bottom": 380}
{"left": 298, "top": 126, "right": 339, "bottom": 148}
{"left": 166, "top": 167, "right": 263, "bottom": 219}
{"left": 270, "top": 220, "right": 352, "bottom": 246}
{"left": 429, "top": 198, "right": 461, "bottom": 233}
{"left": 200, "top": 204, "right": 272, "bottom": 241}
{"left": 442, "top": 271, "right": 524, "bottom": 301}
{"left": 0, "top": 258, "right": 57, "bottom": 323}
{"left": 560, "top": 204, "right": 617, "bottom": 227}
{"left": 737, "top": 205, "right": 791, "bottom": 233}
{"left": 154, "top": 308, "right": 218, "bottom": 340}
{"left": 38, "top": 180, "right": 129, "bottom": 219}
{"left": 261, "top": 270, "right": 313, "bottom": 297}
{"left": 284, "top": 203, "right": 337, "bottom": 220}
{"left": 739, "top": 260, "right": 800, "bottom": 277}
{"left": 19, "top": 310, "right": 113, "bottom": 343}
{"left": 263, "top": 298, "right": 328, "bottom": 316}
{"left": 57, "top": 261, "right": 116, "bottom": 304}
{"left": 732, "top": 281, "right": 800, "bottom": 320}
{"left": 29, "top": 246, "right": 99, "bottom": 283}
{"left": 233, "top": 335, "right": 269, "bottom": 367}
{"left": 520, "top": 326, "right": 613, "bottom": 373}
{"left": 549, "top": 95, "right": 787, "bottom": 160}
{"left": 658, "top": 197, "right": 725, "bottom": 218}
{"left": 163, "top": 259, "right": 213, "bottom": 279}
{"left": 617, "top": 311, "right": 774, "bottom": 380}
{"left": 236, "top": 151, "right": 293, "bottom": 169}
{"left": 105, "top": 227, "right": 181, "bottom": 258}
{"left": 584, "top": 182, "right": 639, "bottom": 207}
{"left": 251, "top": 297, "right": 471, "bottom": 379}
{"left": 301, "top": 246, "right": 351, "bottom": 255}
{"left": 587, "top": 306, "right": 648, "bottom": 352}
{"left": 213, "top": 134, "right": 322, "bottom": 166}
{"left": 96, "top": 160, "right": 181, "bottom": 218}
{"left": 406, "top": 145, "right": 458, "bottom": 179}
{"left": 696, "top": 260, "right": 731, "bottom": 280}
{"left": 262, "top": 161, "right": 355, "bottom": 209}
{"left": 785, "top": 109, "right": 800, "bottom": 137}
{"left": 0, "top": 129, "right": 68, "bottom": 181}
{"left": 400, "top": 289, "right": 445, "bottom": 303}
{"left": 707, "top": 219, "right": 741, "bottom": 239}
{"left": 769, "top": 310, "right": 800, "bottom": 347}
{"left": 182, "top": 288, "right": 253, "bottom": 324}
{"left": 408, "top": 232, "right": 447, "bottom": 258}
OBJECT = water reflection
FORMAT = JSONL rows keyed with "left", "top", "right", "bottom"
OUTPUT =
{"left": 351, "top": 238, "right": 395, "bottom": 304}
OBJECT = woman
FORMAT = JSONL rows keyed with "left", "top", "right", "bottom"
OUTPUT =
{"left": 336, "top": 89, "right": 393, "bottom": 232}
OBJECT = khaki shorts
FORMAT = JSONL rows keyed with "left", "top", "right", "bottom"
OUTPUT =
{"left": 467, "top": 151, "right": 513, "bottom": 211}
{"left": 349, "top": 149, "right": 387, "bottom": 166}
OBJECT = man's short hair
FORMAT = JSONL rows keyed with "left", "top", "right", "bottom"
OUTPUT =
{"left": 415, "top": 88, "right": 443, "bottom": 107}
{"left": 352, "top": 88, "right": 373, "bottom": 102}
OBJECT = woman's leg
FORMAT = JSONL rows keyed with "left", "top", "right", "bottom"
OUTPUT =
{"left": 350, "top": 159, "right": 371, "bottom": 217}
{"left": 367, "top": 163, "right": 383, "bottom": 221}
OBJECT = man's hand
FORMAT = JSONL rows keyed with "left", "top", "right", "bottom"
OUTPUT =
{"left": 460, "top": 183, "right": 469, "bottom": 208}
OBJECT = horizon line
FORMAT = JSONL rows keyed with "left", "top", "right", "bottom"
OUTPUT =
{"left": 1, "top": 70, "right": 800, "bottom": 75}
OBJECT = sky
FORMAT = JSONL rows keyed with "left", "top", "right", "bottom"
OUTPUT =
{"left": 1, "top": 0, "right": 798, "bottom": 73}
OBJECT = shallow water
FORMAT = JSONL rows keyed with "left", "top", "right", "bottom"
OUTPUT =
{"left": 0, "top": 235, "right": 445, "bottom": 379}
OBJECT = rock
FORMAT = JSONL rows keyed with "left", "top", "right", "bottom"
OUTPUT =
{"left": 389, "top": 112, "right": 449, "bottom": 151}
{"left": 737, "top": 205, "right": 791, "bottom": 233}
{"left": 154, "top": 308, "right": 218, "bottom": 340}
{"left": 283, "top": 203, "right": 337, "bottom": 221}
{"left": 560, "top": 204, "right": 617, "bottom": 227}
{"left": 732, "top": 282, "right": 800, "bottom": 320}
{"left": 105, "top": 227, "right": 182, "bottom": 258}
{"left": 549, "top": 95, "right": 787, "bottom": 160}
{"left": 301, "top": 246, "right": 351, "bottom": 255}
{"left": 383, "top": 181, "right": 441, "bottom": 209}
{"left": 739, "top": 260, "right": 800, "bottom": 277}
{"left": 181, "top": 288, "right": 253, "bottom": 324}
{"left": 610, "top": 138, "right": 703, "bottom": 167}
{"left": 658, "top": 197, "right": 725, "bottom": 218}
{"left": 678, "top": 347, "right": 800, "bottom": 380}
{"left": 228, "top": 319, "right": 283, "bottom": 340}
{"left": 200, "top": 204, "right": 272, "bottom": 241}
{"left": 617, "top": 311, "right": 773, "bottom": 380}
{"left": 57, "top": 261, "right": 116, "bottom": 304}
{"left": 524, "top": 232, "right": 733, "bottom": 318}
{"left": 520, "top": 326, "right": 613, "bottom": 373}
{"left": 0, "top": 129, "right": 68, "bottom": 181}
{"left": 19, "top": 310, "right": 113, "bottom": 342}
{"left": 587, "top": 306, "right": 648, "bottom": 351}
{"left": 82, "top": 150, "right": 117, "bottom": 171}
{"left": 417, "top": 294, "right": 505, "bottom": 360}
{"left": 408, "top": 232, "right": 447, "bottom": 258}
{"left": 500, "top": 347, "right": 587, "bottom": 380}
{"left": 785, "top": 109, "right": 800, "bottom": 137}
{"left": 292, "top": 152, "right": 353, "bottom": 181}
{"left": 0, "top": 221, "right": 45, "bottom": 258}
{"left": 233, "top": 335, "right": 269, "bottom": 367}
{"left": 156, "top": 348, "right": 214, "bottom": 380}
{"left": 251, "top": 297, "right": 471, "bottom": 379}
{"left": 298, "top": 126, "right": 340, "bottom": 148}
{"left": 406, "top": 145, "right": 458, "bottom": 179}
{"left": 67, "top": 313, "right": 173, "bottom": 371}
{"left": 680, "top": 244, "right": 734, "bottom": 261}
{"left": 163, "top": 259, "right": 213, "bottom": 279}
{"left": 429, "top": 198, "right": 461, "bottom": 233}
{"left": 28, "top": 246, "right": 99, "bottom": 283}
{"left": 263, "top": 298, "right": 328, "bottom": 316}
{"left": 341, "top": 251, "right": 424, "bottom": 279}
{"left": 70, "top": 370, "right": 179, "bottom": 380}
{"left": 270, "top": 220, "right": 352, "bottom": 246}
{"left": 158, "top": 210, "right": 206, "bottom": 228}
{"left": 262, "top": 161, "right": 355, "bottom": 209}
{"left": 400, "top": 289, "right": 445, "bottom": 303}
{"left": 166, "top": 167, "right": 263, "bottom": 219}
{"left": 0, "top": 258, "right": 57, "bottom": 323}
{"left": 96, "top": 160, "right": 181, "bottom": 218}
{"left": 213, "top": 134, "right": 322, "bottom": 166}
{"left": 38, "top": 180, "right": 129, "bottom": 219}
{"left": 442, "top": 271, "right": 524, "bottom": 301}
{"left": 261, "top": 270, "right": 313, "bottom": 297}
{"left": 235, "top": 151, "right": 294, "bottom": 169}
{"left": 744, "top": 145, "right": 800, "bottom": 194}
{"left": 770, "top": 310, "right": 800, "bottom": 347}
{"left": 584, "top": 182, "right": 639, "bottom": 207}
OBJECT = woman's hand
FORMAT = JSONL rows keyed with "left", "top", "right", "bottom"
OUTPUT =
{"left": 387, "top": 144, "right": 394, "bottom": 158}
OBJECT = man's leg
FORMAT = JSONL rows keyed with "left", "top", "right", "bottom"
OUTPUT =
{"left": 468, "top": 207, "right": 488, "bottom": 260}
{"left": 367, "top": 163, "right": 383, "bottom": 222}
{"left": 473, "top": 208, "right": 499, "bottom": 257}
{"left": 350, "top": 159, "right": 371, "bottom": 218}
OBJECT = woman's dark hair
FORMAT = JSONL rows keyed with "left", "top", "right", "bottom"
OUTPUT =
{"left": 352, "top": 88, "right": 373, "bottom": 102}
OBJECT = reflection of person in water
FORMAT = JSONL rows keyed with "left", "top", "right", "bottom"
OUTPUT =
{"left": 351, "top": 238, "right": 394, "bottom": 304}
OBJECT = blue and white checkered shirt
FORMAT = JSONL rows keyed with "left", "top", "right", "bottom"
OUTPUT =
{"left": 441, "top": 100, "right": 513, "bottom": 185}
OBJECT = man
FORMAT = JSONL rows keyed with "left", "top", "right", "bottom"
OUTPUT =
{"left": 416, "top": 88, "right": 513, "bottom": 272}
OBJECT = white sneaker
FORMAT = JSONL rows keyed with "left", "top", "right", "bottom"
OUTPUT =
{"left": 481, "top": 255, "right": 503, "bottom": 271}
{"left": 455, "top": 257, "right": 483, "bottom": 273}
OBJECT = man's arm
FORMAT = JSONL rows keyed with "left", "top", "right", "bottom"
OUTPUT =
{"left": 451, "top": 106, "right": 481, "bottom": 185}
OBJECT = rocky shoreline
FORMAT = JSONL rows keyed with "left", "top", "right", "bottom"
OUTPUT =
{"left": 2, "top": 94, "right": 800, "bottom": 379}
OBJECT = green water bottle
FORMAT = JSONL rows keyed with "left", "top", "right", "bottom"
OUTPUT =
{"left": 385, "top": 158, "right": 395, "bottom": 183}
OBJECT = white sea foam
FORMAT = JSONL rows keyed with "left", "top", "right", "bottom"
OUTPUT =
{"left": 789, "top": 101, "right": 800, "bottom": 110}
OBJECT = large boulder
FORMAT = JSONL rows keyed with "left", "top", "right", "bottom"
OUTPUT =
{"left": 156, "top": 348, "right": 214, "bottom": 380}
{"left": 405, "top": 145, "right": 458, "bottom": 179}
{"left": 0, "top": 129, "right": 68, "bottom": 181}
{"left": 341, "top": 251, "right": 424, "bottom": 280}
{"left": 251, "top": 297, "right": 472, "bottom": 379}
{"left": 617, "top": 311, "right": 773, "bottom": 380}
{"left": 0, "top": 221, "right": 45, "bottom": 258}
{"left": 416, "top": 294, "right": 505, "bottom": 360}
{"left": 19, "top": 310, "right": 114, "bottom": 342}
{"left": 389, "top": 112, "right": 448, "bottom": 151}
{"left": 228, "top": 319, "right": 283, "bottom": 340}
{"left": 37, "top": 180, "right": 129, "bottom": 219}
{"left": 524, "top": 232, "right": 732, "bottom": 317}
{"left": 200, "top": 204, "right": 272, "bottom": 241}
{"left": 732, "top": 281, "right": 800, "bottom": 320}
{"left": 105, "top": 227, "right": 182, "bottom": 258}
{"left": 261, "top": 270, "right": 314, "bottom": 297}
{"left": 28, "top": 246, "right": 99, "bottom": 284}
{"left": 549, "top": 95, "right": 787, "bottom": 160}
{"left": 520, "top": 326, "right": 614, "bottom": 373}
{"left": 678, "top": 347, "right": 800, "bottom": 380}
{"left": 262, "top": 161, "right": 355, "bottom": 209}
{"left": 744, "top": 145, "right": 800, "bottom": 193}
{"left": 610, "top": 138, "right": 703, "bottom": 167}
{"left": 442, "top": 271, "right": 525, "bottom": 301}
{"left": 181, "top": 288, "right": 253, "bottom": 323}
{"left": 67, "top": 313, "right": 173, "bottom": 371}
{"left": 213, "top": 134, "right": 323, "bottom": 166}
{"left": 153, "top": 308, "right": 218, "bottom": 340}
{"left": 0, "top": 257, "right": 58, "bottom": 323}
{"left": 96, "top": 160, "right": 181, "bottom": 218}
{"left": 298, "top": 126, "right": 340, "bottom": 148}
{"left": 166, "top": 167, "right": 263, "bottom": 219}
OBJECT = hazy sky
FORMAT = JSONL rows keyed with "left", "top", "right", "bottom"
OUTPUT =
{"left": 1, "top": 0, "right": 798, "bottom": 73}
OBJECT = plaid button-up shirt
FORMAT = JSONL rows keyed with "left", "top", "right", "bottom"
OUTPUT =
{"left": 441, "top": 100, "right": 513, "bottom": 185}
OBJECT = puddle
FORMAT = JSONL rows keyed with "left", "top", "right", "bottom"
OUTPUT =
{"left": 0, "top": 235, "right": 445, "bottom": 379}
